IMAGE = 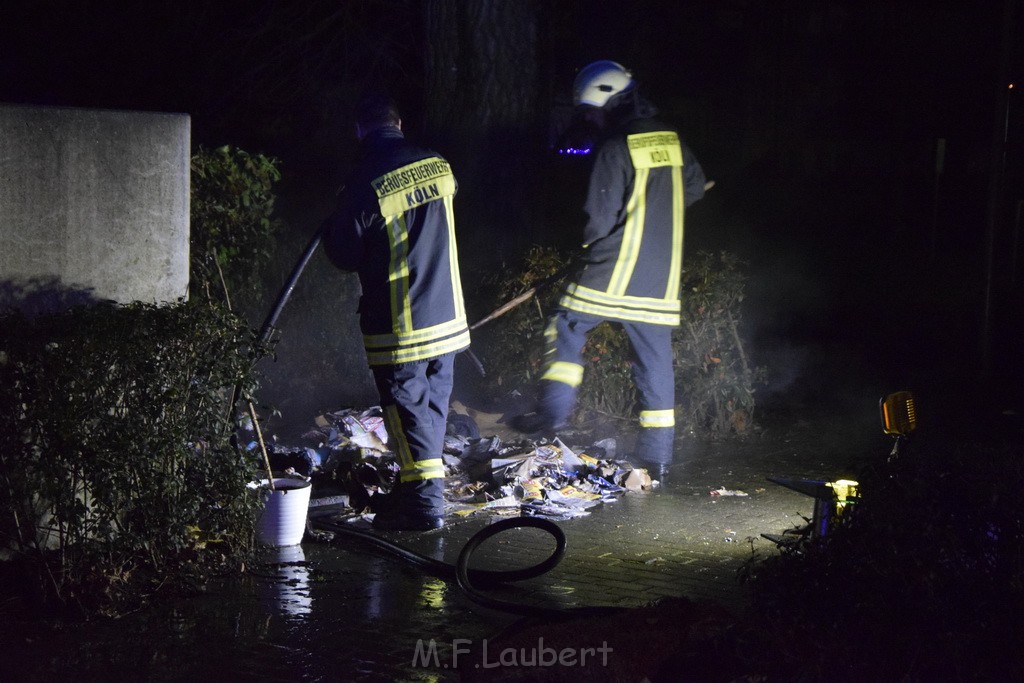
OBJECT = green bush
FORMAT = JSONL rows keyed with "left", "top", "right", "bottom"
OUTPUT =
{"left": 673, "top": 251, "right": 767, "bottom": 436}
{"left": 190, "top": 145, "right": 283, "bottom": 309}
{"left": 0, "top": 300, "right": 263, "bottom": 616}
{"left": 476, "top": 247, "right": 764, "bottom": 437}
{"left": 738, "top": 436, "right": 1024, "bottom": 679}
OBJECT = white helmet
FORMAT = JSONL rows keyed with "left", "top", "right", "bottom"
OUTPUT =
{"left": 572, "top": 60, "right": 635, "bottom": 108}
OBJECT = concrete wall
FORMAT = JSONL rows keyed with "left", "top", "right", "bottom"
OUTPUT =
{"left": 0, "top": 104, "right": 190, "bottom": 315}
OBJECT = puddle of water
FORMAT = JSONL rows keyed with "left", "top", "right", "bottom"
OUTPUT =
{"left": 7, "top": 543, "right": 516, "bottom": 682}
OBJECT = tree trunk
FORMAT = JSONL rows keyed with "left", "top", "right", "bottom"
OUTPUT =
{"left": 424, "top": 0, "right": 538, "bottom": 135}
{"left": 423, "top": 0, "right": 542, "bottom": 264}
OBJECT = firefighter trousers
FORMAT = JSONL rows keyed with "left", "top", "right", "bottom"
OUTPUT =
{"left": 371, "top": 352, "right": 454, "bottom": 517}
{"left": 538, "top": 310, "right": 676, "bottom": 465}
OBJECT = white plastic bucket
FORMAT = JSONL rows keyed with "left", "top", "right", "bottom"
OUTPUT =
{"left": 254, "top": 477, "right": 311, "bottom": 547}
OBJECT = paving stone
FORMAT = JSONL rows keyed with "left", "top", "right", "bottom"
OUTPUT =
{"left": 6, "top": 419, "right": 883, "bottom": 681}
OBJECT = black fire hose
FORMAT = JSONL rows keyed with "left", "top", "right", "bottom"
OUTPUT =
{"left": 312, "top": 515, "right": 626, "bottom": 620}
{"left": 258, "top": 229, "right": 324, "bottom": 347}
{"left": 229, "top": 228, "right": 324, "bottom": 421}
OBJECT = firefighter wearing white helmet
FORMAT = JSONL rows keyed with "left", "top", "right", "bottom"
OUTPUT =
{"left": 513, "top": 60, "right": 708, "bottom": 482}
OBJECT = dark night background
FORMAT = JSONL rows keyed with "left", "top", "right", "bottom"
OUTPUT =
{"left": 2, "top": 0, "right": 1022, "bottom": 431}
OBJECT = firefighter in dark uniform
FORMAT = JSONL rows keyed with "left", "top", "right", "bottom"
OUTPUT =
{"left": 512, "top": 61, "right": 707, "bottom": 480}
{"left": 322, "top": 94, "right": 469, "bottom": 530}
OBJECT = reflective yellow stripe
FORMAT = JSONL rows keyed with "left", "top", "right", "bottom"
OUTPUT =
{"left": 400, "top": 457, "right": 445, "bottom": 482}
{"left": 385, "top": 215, "right": 412, "bottom": 334}
{"left": 559, "top": 282, "right": 680, "bottom": 325}
{"left": 639, "top": 409, "right": 675, "bottom": 428}
{"left": 665, "top": 165, "right": 684, "bottom": 299}
{"left": 542, "top": 317, "right": 559, "bottom": 363}
{"left": 609, "top": 167, "right": 648, "bottom": 297}
{"left": 544, "top": 318, "right": 558, "bottom": 341}
{"left": 383, "top": 405, "right": 413, "bottom": 469}
{"left": 563, "top": 282, "right": 680, "bottom": 312}
{"left": 383, "top": 407, "right": 445, "bottom": 481}
{"left": 365, "top": 329, "right": 470, "bottom": 366}
{"left": 541, "top": 361, "right": 584, "bottom": 387}
{"left": 444, "top": 195, "right": 466, "bottom": 320}
{"left": 363, "top": 316, "right": 468, "bottom": 348}
{"left": 559, "top": 295, "right": 680, "bottom": 326}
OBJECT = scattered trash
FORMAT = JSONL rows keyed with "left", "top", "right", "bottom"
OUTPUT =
{"left": 246, "top": 446, "right": 324, "bottom": 476}
{"left": 337, "top": 409, "right": 389, "bottom": 450}
{"left": 253, "top": 404, "right": 657, "bottom": 522}
{"left": 307, "top": 495, "right": 349, "bottom": 508}
{"left": 620, "top": 468, "right": 653, "bottom": 491}
{"left": 710, "top": 487, "right": 749, "bottom": 497}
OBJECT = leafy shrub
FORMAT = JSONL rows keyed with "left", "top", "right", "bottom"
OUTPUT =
{"left": 739, "top": 434, "right": 1024, "bottom": 679}
{"left": 0, "top": 300, "right": 263, "bottom": 616}
{"left": 577, "top": 322, "right": 638, "bottom": 420}
{"left": 476, "top": 246, "right": 764, "bottom": 437}
{"left": 190, "top": 145, "right": 283, "bottom": 310}
{"left": 673, "top": 251, "right": 767, "bottom": 436}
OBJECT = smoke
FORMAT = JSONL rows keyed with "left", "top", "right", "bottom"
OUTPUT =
{"left": 686, "top": 182, "right": 888, "bottom": 422}
{"left": 246, "top": 161, "right": 377, "bottom": 441}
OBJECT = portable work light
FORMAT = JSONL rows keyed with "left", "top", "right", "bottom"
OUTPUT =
{"left": 880, "top": 391, "right": 917, "bottom": 436}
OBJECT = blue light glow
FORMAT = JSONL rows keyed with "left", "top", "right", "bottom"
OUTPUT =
{"left": 557, "top": 146, "right": 592, "bottom": 155}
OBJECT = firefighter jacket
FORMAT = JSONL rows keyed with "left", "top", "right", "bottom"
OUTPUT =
{"left": 322, "top": 127, "right": 469, "bottom": 366}
{"left": 559, "top": 117, "right": 706, "bottom": 327}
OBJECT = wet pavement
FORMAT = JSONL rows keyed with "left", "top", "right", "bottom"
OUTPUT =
{"left": 7, "top": 408, "right": 888, "bottom": 682}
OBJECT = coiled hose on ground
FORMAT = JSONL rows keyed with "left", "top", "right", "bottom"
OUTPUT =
{"left": 312, "top": 515, "right": 627, "bottom": 619}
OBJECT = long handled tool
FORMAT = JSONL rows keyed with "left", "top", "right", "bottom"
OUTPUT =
{"left": 469, "top": 263, "right": 574, "bottom": 332}
{"left": 461, "top": 261, "right": 576, "bottom": 376}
